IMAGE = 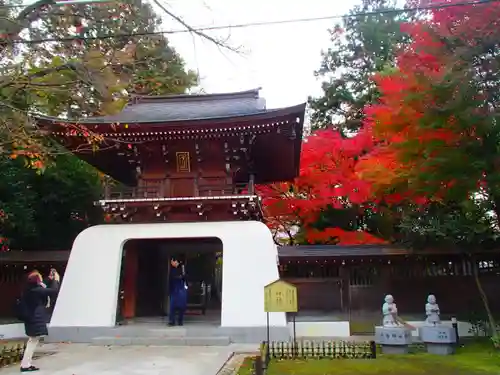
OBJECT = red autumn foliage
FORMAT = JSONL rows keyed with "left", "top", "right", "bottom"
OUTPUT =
{"left": 258, "top": 127, "right": 387, "bottom": 245}
{"left": 260, "top": 0, "right": 500, "bottom": 244}
{"left": 357, "top": 0, "right": 500, "bottom": 200}
{"left": 306, "top": 227, "right": 386, "bottom": 245}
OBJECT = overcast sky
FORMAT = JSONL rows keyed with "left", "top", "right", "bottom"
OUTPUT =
{"left": 162, "top": 0, "right": 359, "bottom": 108}
{"left": 21, "top": 0, "right": 359, "bottom": 107}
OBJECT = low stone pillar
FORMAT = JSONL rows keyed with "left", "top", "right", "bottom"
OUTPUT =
{"left": 375, "top": 326, "right": 413, "bottom": 354}
{"left": 419, "top": 326, "right": 456, "bottom": 355}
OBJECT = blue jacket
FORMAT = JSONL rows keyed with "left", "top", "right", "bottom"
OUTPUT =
{"left": 169, "top": 267, "right": 187, "bottom": 309}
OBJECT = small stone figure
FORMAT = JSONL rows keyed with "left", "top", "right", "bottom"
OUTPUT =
{"left": 382, "top": 294, "right": 402, "bottom": 327}
{"left": 425, "top": 294, "right": 441, "bottom": 326}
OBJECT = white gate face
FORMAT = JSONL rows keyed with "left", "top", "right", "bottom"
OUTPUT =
{"left": 51, "top": 221, "right": 286, "bottom": 328}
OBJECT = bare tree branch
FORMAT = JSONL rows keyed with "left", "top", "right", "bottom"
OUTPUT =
{"left": 151, "top": 0, "right": 239, "bottom": 52}
{"left": 1, "top": 0, "right": 55, "bottom": 51}
{"left": 0, "top": 63, "right": 79, "bottom": 90}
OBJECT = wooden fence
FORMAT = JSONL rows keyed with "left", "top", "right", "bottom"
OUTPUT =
{"left": 253, "top": 340, "right": 376, "bottom": 375}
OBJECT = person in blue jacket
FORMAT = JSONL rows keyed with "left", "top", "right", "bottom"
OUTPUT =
{"left": 168, "top": 257, "right": 187, "bottom": 326}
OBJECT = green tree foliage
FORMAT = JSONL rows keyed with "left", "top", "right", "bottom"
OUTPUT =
{"left": 0, "top": 0, "right": 200, "bottom": 250}
{"left": 398, "top": 201, "right": 500, "bottom": 251}
{"left": 0, "top": 153, "right": 103, "bottom": 250}
{"left": 308, "top": 0, "right": 409, "bottom": 134}
{"left": 25, "top": 0, "right": 198, "bottom": 116}
{"left": 0, "top": 0, "right": 198, "bottom": 156}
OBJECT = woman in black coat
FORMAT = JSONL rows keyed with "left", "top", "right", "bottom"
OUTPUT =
{"left": 20, "top": 270, "right": 60, "bottom": 372}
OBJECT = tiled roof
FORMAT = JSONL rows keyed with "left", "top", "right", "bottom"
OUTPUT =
{"left": 276, "top": 245, "right": 496, "bottom": 257}
{"left": 87, "top": 89, "right": 269, "bottom": 123}
{"left": 36, "top": 89, "right": 307, "bottom": 124}
{"left": 278, "top": 245, "right": 410, "bottom": 258}
{"left": 0, "top": 251, "right": 70, "bottom": 263}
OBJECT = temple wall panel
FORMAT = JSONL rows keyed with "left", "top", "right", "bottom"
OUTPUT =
{"left": 283, "top": 278, "right": 342, "bottom": 312}
{"left": 198, "top": 140, "right": 226, "bottom": 173}
{"left": 348, "top": 285, "right": 384, "bottom": 313}
{"left": 169, "top": 177, "right": 195, "bottom": 197}
{"left": 388, "top": 274, "right": 500, "bottom": 317}
{"left": 0, "top": 262, "right": 67, "bottom": 318}
{"left": 280, "top": 255, "right": 500, "bottom": 318}
{"left": 141, "top": 169, "right": 166, "bottom": 180}
{"left": 3, "top": 251, "right": 500, "bottom": 321}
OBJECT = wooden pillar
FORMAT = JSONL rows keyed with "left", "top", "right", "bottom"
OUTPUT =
{"left": 248, "top": 173, "right": 255, "bottom": 194}
{"left": 122, "top": 243, "right": 138, "bottom": 319}
{"left": 103, "top": 178, "right": 110, "bottom": 199}
{"left": 379, "top": 261, "right": 392, "bottom": 292}
{"left": 339, "top": 265, "right": 349, "bottom": 312}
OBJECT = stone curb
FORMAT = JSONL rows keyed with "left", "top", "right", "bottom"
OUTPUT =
{"left": 216, "top": 352, "right": 258, "bottom": 375}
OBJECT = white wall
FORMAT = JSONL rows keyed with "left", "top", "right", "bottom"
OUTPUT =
{"left": 287, "top": 320, "right": 474, "bottom": 338}
{"left": 0, "top": 323, "right": 26, "bottom": 339}
{"left": 50, "top": 221, "right": 286, "bottom": 328}
{"left": 407, "top": 320, "right": 473, "bottom": 338}
{"left": 290, "top": 321, "right": 351, "bottom": 337}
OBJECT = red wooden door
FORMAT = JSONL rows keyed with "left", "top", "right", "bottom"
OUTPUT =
{"left": 170, "top": 178, "right": 195, "bottom": 197}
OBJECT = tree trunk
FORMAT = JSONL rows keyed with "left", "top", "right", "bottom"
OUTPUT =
{"left": 492, "top": 198, "right": 500, "bottom": 228}
{"left": 472, "top": 257, "right": 498, "bottom": 336}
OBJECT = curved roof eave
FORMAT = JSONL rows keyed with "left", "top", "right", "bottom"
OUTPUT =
{"left": 33, "top": 103, "right": 307, "bottom": 126}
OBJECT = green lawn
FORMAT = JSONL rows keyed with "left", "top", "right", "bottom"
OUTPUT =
{"left": 0, "top": 339, "right": 26, "bottom": 367}
{"left": 237, "top": 341, "right": 500, "bottom": 375}
{"left": 349, "top": 320, "right": 376, "bottom": 335}
{"left": 236, "top": 357, "right": 255, "bottom": 375}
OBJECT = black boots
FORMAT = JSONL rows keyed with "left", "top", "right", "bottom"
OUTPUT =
{"left": 20, "top": 366, "right": 40, "bottom": 372}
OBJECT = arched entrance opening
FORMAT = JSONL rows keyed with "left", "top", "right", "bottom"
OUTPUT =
{"left": 119, "top": 237, "right": 223, "bottom": 325}
{"left": 49, "top": 221, "right": 288, "bottom": 343}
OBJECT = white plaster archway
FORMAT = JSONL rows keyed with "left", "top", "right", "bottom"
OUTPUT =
{"left": 50, "top": 221, "right": 286, "bottom": 329}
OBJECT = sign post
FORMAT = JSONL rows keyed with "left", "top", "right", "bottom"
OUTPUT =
{"left": 264, "top": 279, "right": 299, "bottom": 357}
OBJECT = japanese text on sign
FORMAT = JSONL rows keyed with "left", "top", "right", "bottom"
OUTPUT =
{"left": 264, "top": 279, "right": 298, "bottom": 313}
{"left": 176, "top": 152, "right": 191, "bottom": 172}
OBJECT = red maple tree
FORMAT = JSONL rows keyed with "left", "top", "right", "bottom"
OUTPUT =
{"left": 357, "top": 0, "right": 500, "bottom": 204}
{"left": 259, "top": 127, "right": 386, "bottom": 245}
{"left": 357, "top": 0, "right": 500, "bottom": 338}
{"left": 260, "top": 0, "right": 500, "bottom": 245}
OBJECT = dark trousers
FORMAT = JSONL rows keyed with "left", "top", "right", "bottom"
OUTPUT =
{"left": 169, "top": 300, "right": 185, "bottom": 325}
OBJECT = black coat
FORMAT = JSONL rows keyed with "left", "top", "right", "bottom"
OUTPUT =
{"left": 43, "top": 277, "right": 58, "bottom": 310}
{"left": 23, "top": 280, "right": 59, "bottom": 337}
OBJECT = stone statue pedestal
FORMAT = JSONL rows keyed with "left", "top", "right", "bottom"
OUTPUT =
{"left": 419, "top": 326, "right": 456, "bottom": 355}
{"left": 375, "top": 326, "right": 413, "bottom": 354}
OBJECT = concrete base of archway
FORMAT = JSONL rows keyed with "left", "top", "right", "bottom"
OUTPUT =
{"left": 46, "top": 324, "right": 290, "bottom": 345}
{"left": 49, "top": 221, "right": 289, "bottom": 344}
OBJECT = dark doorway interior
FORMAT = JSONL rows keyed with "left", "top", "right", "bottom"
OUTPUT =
{"left": 135, "top": 243, "right": 164, "bottom": 316}
{"left": 125, "top": 237, "right": 223, "bottom": 320}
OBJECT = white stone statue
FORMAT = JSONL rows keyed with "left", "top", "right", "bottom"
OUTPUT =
{"left": 382, "top": 294, "right": 402, "bottom": 327}
{"left": 425, "top": 294, "right": 441, "bottom": 326}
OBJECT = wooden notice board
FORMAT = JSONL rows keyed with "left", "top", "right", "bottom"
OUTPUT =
{"left": 264, "top": 279, "right": 298, "bottom": 313}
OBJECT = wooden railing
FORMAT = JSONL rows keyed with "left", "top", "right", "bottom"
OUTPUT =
{"left": 197, "top": 182, "right": 248, "bottom": 196}
{"left": 105, "top": 185, "right": 162, "bottom": 200}
{"left": 102, "top": 180, "right": 252, "bottom": 200}
{"left": 104, "top": 178, "right": 165, "bottom": 200}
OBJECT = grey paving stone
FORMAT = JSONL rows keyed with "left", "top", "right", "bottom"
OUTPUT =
{"left": 1, "top": 344, "right": 234, "bottom": 375}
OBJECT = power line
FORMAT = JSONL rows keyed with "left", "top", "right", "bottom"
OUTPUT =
{"left": 0, "top": 0, "right": 112, "bottom": 8}
{"left": 3, "top": 0, "right": 499, "bottom": 45}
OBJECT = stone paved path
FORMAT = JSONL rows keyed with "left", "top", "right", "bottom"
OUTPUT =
{"left": 0, "top": 344, "right": 255, "bottom": 375}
